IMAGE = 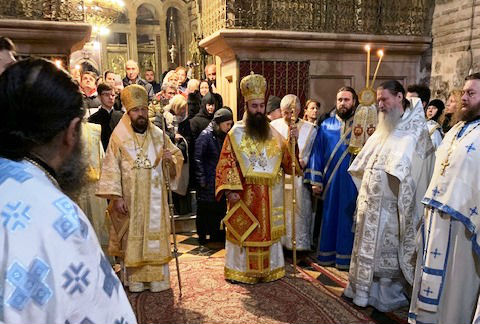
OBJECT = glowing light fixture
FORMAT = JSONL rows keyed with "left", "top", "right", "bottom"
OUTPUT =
{"left": 80, "top": 0, "right": 125, "bottom": 37}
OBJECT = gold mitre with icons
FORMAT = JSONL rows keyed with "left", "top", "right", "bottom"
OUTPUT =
{"left": 240, "top": 72, "right": 267, "bottom": 102}
{"left": 121, "top": 84, "right": 148, "bottom": 112}
{"left": 349, "top": 45, "right": 384, "bottom": 155}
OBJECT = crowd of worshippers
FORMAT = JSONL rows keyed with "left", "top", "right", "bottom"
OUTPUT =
{"left": 71, "top": 56, "right": 234, "bottom": 244}
{"left": 3, "top": 33, "right": 480, "bottom": 324}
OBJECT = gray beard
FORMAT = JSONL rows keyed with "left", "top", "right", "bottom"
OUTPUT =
{"left": 376, "top": 107, "right": 403, "bottom": 140}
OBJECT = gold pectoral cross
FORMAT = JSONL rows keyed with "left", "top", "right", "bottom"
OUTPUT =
{"left": 440, "top": 159, "right": 449, "bottom": 176}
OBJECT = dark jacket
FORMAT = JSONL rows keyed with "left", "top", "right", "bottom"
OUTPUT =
{"left": 122, "top": 76, "right": 154, "bottom": 101}
{"left": 194, "top": 122, "right": 225, "bottom": 201}
{"left": 190, "top": 92, "right": 215, "bottom": 142}
{"left": 82, "top": 93, "right": 101, "bottom": 110}
{"left": 187, "top": 91, "right": 201, "bottom": 120}
{"left": 177, "top": 117, "right": 196, "bottom": 189}
{"left": 148, "top": 80, "right": 161, "bottom": 94}
{"left": 177, "top": 118, "right": 192, "bottom": 161}
{"left": 113, "top": 96, "right": 123, "bottom": 111}
{"left": 213, "top": 92, "right": 223, "bottom": 112}
{"left": 88, "top": 108, "right": 123, "bottom": 151}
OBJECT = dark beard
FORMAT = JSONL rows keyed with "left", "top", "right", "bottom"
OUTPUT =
{"left": 336, "top": 106, "right": 354, "bottom": 120}
{"left": 246, "top": 111, "right": 270, "bottom": 141}
{"left": 57, "top": 131, "right": 87, "bottom": 198}
{"left": 131, "top": 117, "right": 148, "bottom": 133}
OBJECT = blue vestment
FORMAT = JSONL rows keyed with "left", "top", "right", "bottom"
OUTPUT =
{"left": 304, "top": 115, "right": 358, "bottom": 269}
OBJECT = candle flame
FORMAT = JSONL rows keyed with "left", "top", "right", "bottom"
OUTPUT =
{"left": 371, "top": 50, "right": 385, "bottom": 87}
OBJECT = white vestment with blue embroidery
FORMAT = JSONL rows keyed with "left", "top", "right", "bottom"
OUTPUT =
{"left": 0, "top": 158, "right": 136, "bottom": 324}
{"left": 409, "top": 119, "right": 480, "bottom": 324}
{"left": 345, "top": 98, "right": 435, "bottom": 312}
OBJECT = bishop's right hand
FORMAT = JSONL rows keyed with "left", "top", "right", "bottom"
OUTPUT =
{"left": 113, "top": 198, "right": 129, "bottom": 215}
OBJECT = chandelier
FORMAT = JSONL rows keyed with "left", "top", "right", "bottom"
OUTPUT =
{"left": 80, "top": 0, "right": 125, "bottom": 36}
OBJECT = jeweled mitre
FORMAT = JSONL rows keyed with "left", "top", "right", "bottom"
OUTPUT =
{"left": 240, "top": 72, "right": 267, "bottom": 102}
{"left": 121, "top": 84, "right": 148, "bottom": 111}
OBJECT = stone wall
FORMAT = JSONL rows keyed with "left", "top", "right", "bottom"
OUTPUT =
{"left": 430, "top": 0, "right": 480, "bottom": 101}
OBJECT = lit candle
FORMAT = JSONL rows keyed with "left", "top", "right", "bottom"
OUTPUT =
{"left": 365, "top": 44, "right": 371, "bottom": 88}
{"left": 371, "top": 49, "right": 384, "bottom": 87}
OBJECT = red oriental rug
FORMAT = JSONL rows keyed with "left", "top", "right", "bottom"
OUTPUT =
{"left": 127, "top": 257, "right": 374, "bottom": 324}
{"left": 307, "top": 259, "right": 408, "bottom": 324}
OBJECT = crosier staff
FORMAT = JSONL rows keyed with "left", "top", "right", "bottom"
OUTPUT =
{"left": 289, "top": 101, "right": 297, "bottom": 275}
{"left": 155, "top": 100, "right": 183, "bottom": 297}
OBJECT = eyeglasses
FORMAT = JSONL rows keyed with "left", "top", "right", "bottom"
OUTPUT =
{"left": 101, "top": 92, "right": 116, "bottom": 97}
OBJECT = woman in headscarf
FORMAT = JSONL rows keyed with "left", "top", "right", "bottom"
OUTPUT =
{"left": 190, "top": 91, "right": 216, "bottom": 142}
{"left": 425, "top": 98, "right": 445, "bottom": 148}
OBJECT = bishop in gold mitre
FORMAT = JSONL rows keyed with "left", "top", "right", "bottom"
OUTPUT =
{"left": 96, "top": 84, "right": 183, "bottom": 293}
{"left": 215, "top": 72, "right": 301, "bottom": 284}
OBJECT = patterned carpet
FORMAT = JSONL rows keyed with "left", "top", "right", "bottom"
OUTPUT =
{"left": 303, "top": 258, "right": 409, "bottom": 324}
{"left": 127, "top": 257, "right": 374, "bottom": 324}
{"left": 123, "top": 234, "right": 408, "bottom": 324}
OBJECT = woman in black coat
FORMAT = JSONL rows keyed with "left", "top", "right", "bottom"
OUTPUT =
{"left": 194, "top": 108, "right": 233, "bottom": 244}
{"left": 187, "top": 89, "right": 201, "bottom": 119}
{"left": 190, "top": 92, "right": 216, "bottom": 142}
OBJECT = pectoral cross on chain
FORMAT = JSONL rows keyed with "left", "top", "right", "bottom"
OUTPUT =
{"left": 440, "top": 159, "right": 449, "bottom": 176}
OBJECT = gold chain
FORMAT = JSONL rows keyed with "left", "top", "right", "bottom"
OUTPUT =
{"left": 132, "top": 129, "right": 152, "bottom": 169}
{"left": 24, "top": 157, "right": 60, "bottom": 189}
{"left": 133, "top": 129, "right": 148, "bottom": 151}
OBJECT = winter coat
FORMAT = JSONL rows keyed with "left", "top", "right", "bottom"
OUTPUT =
{"left": 82, "top": 93, "right": 101, "bottom": 110}
{"left": 194, "top": 122, "right": 225, "bottom": 201}
{"left": 212, "top": 92, "right": 223, "bottom": 112}
{"left": 177, "top": 118, "right": 193, "bottom": 163}
{"left": 122, "top": 76, "right": 154, "bottom": 102}
{"left": 187, "top": 91, "right": 201, "bottom": 120}
{"left": 190, "top": 92, "right": 215, "bottom": 142}
{"left": 88, "top": 108, "right": 123, "bottom": 151}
